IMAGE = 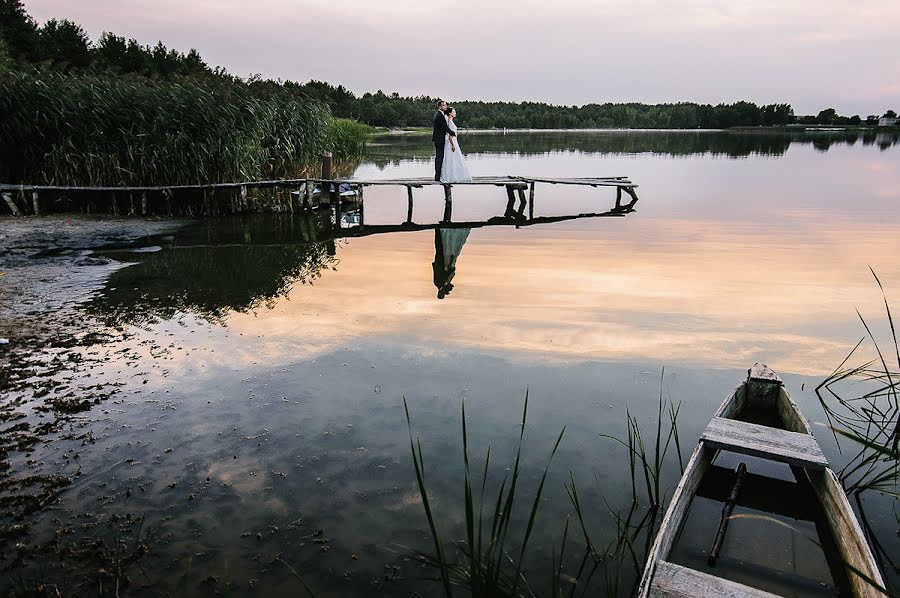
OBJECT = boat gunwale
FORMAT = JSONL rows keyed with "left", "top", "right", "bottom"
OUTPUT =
{"left": 636, "top": 364, "right": 887, "bottom": 598}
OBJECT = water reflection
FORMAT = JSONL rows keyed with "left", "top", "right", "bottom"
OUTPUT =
{"left": 90, "top": 196, "right": 638, "bottom": 323}
{"left": 367, "top": 129, "right": 900, "bottom": 168}
{"left": 433, "top": 228, "right": 470, "bottom": 299}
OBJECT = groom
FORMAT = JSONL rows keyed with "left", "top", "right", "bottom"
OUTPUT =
{"left": 432, "top": 99, "right": 456, "bottom": 181}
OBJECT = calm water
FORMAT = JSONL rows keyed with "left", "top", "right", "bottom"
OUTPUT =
{"left": 2, "top": 130, "right": 899, "bottom": 595}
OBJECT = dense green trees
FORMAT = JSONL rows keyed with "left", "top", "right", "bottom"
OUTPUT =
{"left": 300, "top": 83, "right": 804, "bottom": 129}
{"left": 0, "top": 0, "right": 210, "bottom": 77}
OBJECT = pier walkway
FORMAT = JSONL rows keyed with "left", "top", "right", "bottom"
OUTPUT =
{"left": 0, "top": 175, "right": 639, "bottom": 217}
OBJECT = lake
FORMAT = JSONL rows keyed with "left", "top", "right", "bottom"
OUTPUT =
{"left": 1, "top": 129, "right": 898, "bottom": 596}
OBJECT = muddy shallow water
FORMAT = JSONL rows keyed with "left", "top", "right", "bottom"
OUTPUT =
{"left": 1, "top": 130, "right": 899, "bottom": 596}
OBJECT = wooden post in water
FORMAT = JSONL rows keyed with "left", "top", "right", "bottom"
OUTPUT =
{"left": 615, "top": 186, "right": 623, "bottom": 209}
{"left": 516, "top": 188, "right": 527, "bottom": 218}
{"left": 406, "top": 186, "right": 414, "bottom": 223}
{"left": 2, "top": 192, "right": 22, "bottom": 217}
{"left": 357, "top": 186, "right": 364, "bottom": 226}
{"left": 109, "top": 191, "right": 119, "bottom": 216}
{"left": 528, "top": 182, "right": 535, "bottom": 220}
{"left": 443, "top": 184, "right": 452, "bottom": 203}
{"left": 141, "top": 192, "right": 149, "bottom": 216}
{"left": 505, "top": 185, "right": 516, "bottom": 214}
{"left": 31, "top": 191, "right": 41, "bottom": 216}
{"left": 321, "top": 151, "right": 334, "bottom": 207}
{"left": 304, "top": 181, "right": 314, "bottom": 209}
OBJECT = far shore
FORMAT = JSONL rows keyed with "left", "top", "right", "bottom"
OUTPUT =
{"left": 376, "top": 125, "right": 899, "bottom": 135}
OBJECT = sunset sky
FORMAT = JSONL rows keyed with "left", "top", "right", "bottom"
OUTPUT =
{"left": 25, "top": 0, "right": 900, "bottom": 116}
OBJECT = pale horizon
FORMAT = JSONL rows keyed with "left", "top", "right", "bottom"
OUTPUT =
{"left": 24, "top": 0, "right": 900, "bottom": 117}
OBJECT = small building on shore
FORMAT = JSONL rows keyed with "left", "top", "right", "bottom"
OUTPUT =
{"left": 878, "top": 116, "right": 899, "bottom": 127}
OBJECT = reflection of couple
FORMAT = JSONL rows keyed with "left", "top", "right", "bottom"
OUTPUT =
{"left": 432, "top": 99, "right": 472, "bottom": 183}
{"left": 432, "top": 228, "right": 469, "bottom": 299}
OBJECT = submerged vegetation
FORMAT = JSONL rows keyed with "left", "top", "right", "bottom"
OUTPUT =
{"left": 0, "top": 0, "right": 371, "bottom": 186}
{"left": 403, "top": 376, "right": 684, "bottom": 598}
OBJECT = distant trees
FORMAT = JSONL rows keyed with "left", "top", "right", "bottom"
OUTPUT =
{"left": 815, "top": 108, "right": 837, "bottom": 125}
{"left": 0, "top": 0, "right": 209, "bottom": 77}
{"left": 294, "top": 83, "right": 805, "bottom": 130}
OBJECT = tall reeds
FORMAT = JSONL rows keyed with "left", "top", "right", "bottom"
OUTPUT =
{"left": 0, "top": 67, "right": 370, "bottom": 187}
{"left": 404, "top": 394, "right": 565, "bottom": 598}
{"left": 815, "top": 270, "right": 900, "bottom": 591}
{"left": 402, "top": 373, "right": 683, "bottom": 598}
{"left": 816, "top": 269, "right": 900, "bottom": 497}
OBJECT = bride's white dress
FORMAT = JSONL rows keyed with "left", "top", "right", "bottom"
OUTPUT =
{"left": 440, "top": 119, "right": 472, "bottom": 183}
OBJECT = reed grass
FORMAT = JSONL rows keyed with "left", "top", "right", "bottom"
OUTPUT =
{"left": 403, "top": 372, "right": 683, "bottom": 598}
{"left": 404, "top": 393, "right": 565, "bottom": 598}
{"left": 815, "top": 270, "right": 900, "bottom": 592}
{"left": 0, "top": 67, "right": 370, "bottom": 187}
{"left": 816, "top": 269, "right": 900, "bottom": 498}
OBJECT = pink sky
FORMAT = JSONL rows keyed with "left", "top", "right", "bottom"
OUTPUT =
{"left": 25, "top": 0, "right": 900, "bottom": 116}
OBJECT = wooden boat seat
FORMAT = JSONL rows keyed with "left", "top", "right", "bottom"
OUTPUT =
{"left": 701, "top": 417, "right": 827, "bottom": 470}
{"left": 649, "top": 560, "right": 781, "bottom": 598}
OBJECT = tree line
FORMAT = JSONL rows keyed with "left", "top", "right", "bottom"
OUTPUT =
{"left": 301, "top": 83, "right": 896, "bottom": 130}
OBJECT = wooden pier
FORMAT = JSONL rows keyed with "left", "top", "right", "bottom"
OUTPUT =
{"left": 0, "top": 174, "right": 639, "bottom": 217}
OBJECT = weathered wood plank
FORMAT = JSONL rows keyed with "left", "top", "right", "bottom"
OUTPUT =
{"left": 807, "top": 468, "right": 887, "bottom": 597}
{"left": 650, "top": 560, "right": 781, "bottom": 598}
{"left": 748, "top": 363, "right": 782, "bottom": 384}
{"left": 0, "top": 175, "right": 632, "bottom": 194}
{"left": 2, "top": 192, "right": 23, "bottom": 217}
{"left": 637, "top": 444, "right": 712, "bottom": 597}
{"left": 701, "top": 417, "right": 827, "bottom": 470}
{"left": 776, "top": 386, "right": 813, "bottom": 435}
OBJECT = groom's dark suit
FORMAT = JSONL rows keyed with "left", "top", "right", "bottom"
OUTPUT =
{"left": 432, "top": 110, "right": 456, "bottom": 181}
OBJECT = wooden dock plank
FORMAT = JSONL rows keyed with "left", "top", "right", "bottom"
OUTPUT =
{"left": 650, "top": 560, "right": 782, "bottom": 598}
{"left": 701, "top": 417, "right": 827, "bottom": 470}
{"left": 0, "top": 175, "right": 636, "bottom": 194}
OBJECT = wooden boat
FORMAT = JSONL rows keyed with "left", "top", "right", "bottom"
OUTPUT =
{"left": 638, "top": 364, "right": 886, "bottom": 598}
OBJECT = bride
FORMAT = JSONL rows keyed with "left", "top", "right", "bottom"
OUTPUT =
{"left": 439, "top": 107, "right": 472, "bottom": 183}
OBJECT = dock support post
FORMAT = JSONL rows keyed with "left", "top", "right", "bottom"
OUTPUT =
{"left": 31, "top": 191, "right": 41, "bottom": 216}
{"left": 505, "top": 185, "right": 516, "bottom": 214}
{"left": 443, "top": 185, "right": 452, "bottom": 221}
{"left": 528, "top": 182, "right": 535, "bottom": 220}
{"left": 141, "top": 192, "right": 149, "bottom": 216}
{"left": 240, "top": 185, "right": 248, "bottom": 212}
{"left": 109, "top": 191, "right": 119, "bottom": 216}
{"left": 2, "top": 192, "right": 22, "bottom": 217}
{"left": 322, "top": 151, "right": 334, "bottom": 207}
{"left": 303, "top": 181, "right": 313, "bottom": 209}
{"left": 357, "top": 186, "right": 364, "bottom": 226}
{"left": 615, "top": 186, "right": 623, "bottom": 209}
{"left": 406, "top": 186, "right": 414, "bottom": 223}
{"left": 516, "top": 188, "right": 527, "bottom": 218}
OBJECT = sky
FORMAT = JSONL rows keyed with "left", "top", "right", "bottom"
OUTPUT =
{"left": 25, "top": 0, "right": 900, "bottom": 116}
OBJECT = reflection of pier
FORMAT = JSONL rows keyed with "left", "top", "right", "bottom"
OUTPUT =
{"left": 0, "top": 173, "right": 639, "bottom": 217}
{"left": 328, "top": 178, "right": 639, "bottom": 241}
